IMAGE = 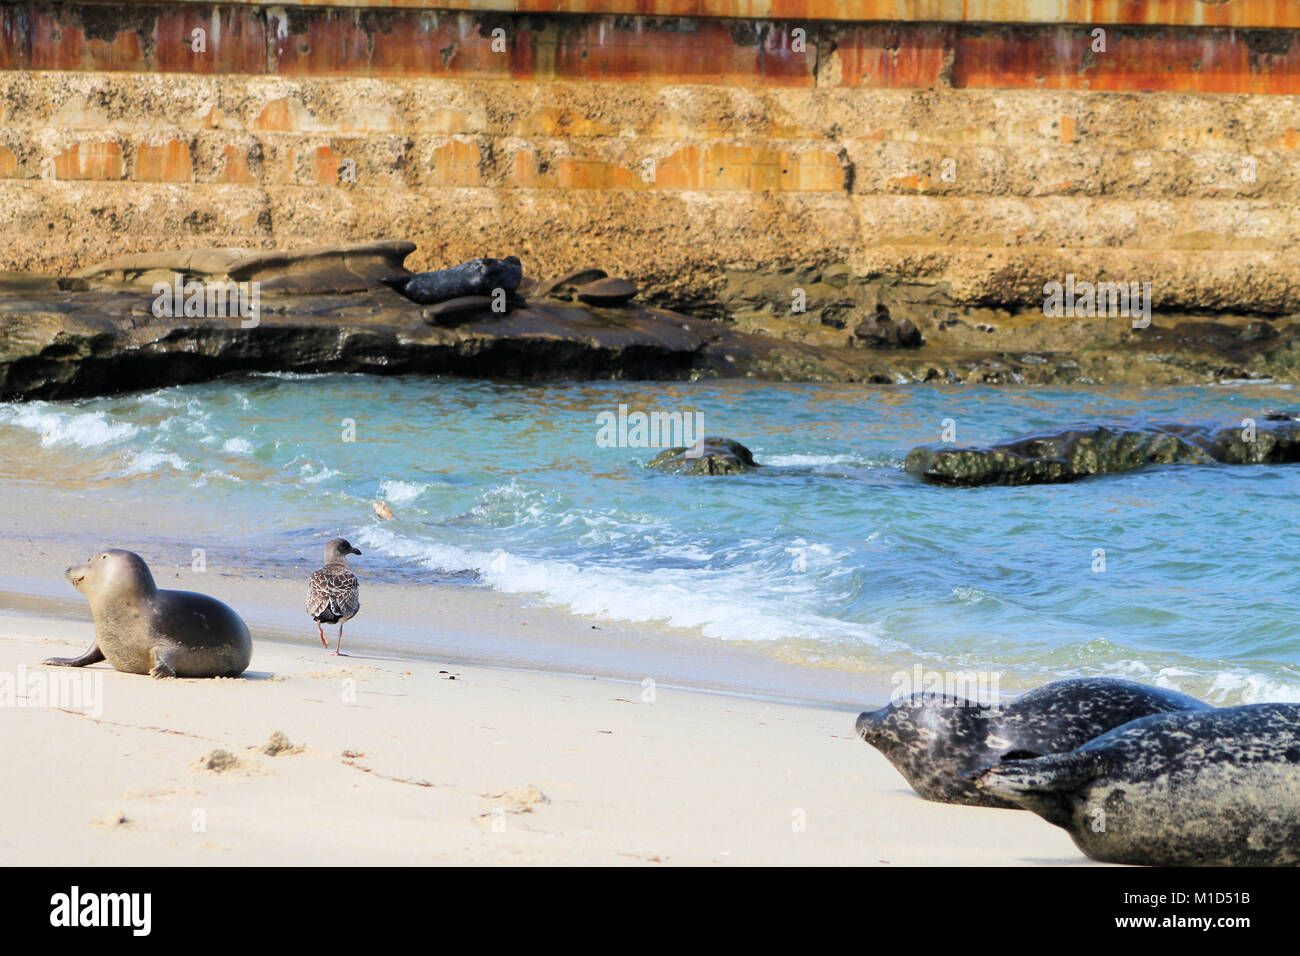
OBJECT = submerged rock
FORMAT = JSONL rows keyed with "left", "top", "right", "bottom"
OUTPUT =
{"left": 907, "top": 415, "right": 1300, "bottom": 486}
{"left": 401, "top": 256, "right": 523, "bottom": 305}
{"left": 648, "top": 437, "right": 759, "bottom": 475}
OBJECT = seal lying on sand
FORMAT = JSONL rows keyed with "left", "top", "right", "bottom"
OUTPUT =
{"left": 44, "top": 549, "right": 252, "bottom": 678}
{"left": 856, "top": 677, "right": 1211, "bottom": 807}
{"left": 973, "top": 703, "right": 1300, "bottom": 866}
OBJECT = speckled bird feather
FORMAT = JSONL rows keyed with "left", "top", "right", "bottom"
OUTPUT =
{"left": 306, "top": 564, "right": 360, "bottom": 624}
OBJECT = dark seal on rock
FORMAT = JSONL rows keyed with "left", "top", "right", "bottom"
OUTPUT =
{"left": 853, "top": 304, "right": 922, "bottom": 348}
{"left": 974, "top": 703, "right": 1300, "bottom": 865}
{"left": 577, "top": 277, "right": 638, "bottom": 307}
{"left": 648, "top": 437, "right": 759, "bottom": 475}
{"left": 856, "top": 677, "right": 1211, "bottom": 808}
{"left": 401, "top": 256, "right": 522, "bottom": 305}
{"left": 44, "top": 549, "right": 252, "bottom": 678}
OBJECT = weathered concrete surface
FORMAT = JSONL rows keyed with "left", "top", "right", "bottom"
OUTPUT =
{"left": 2, "top": 70, "right": 1299, "bottom": 323}
{"left": 2, "top": 3, "right": 1298, "bottom": 355}
{"left": 70, "top": 1, "right": 1300, "bottom": 30}
{"left": 5, "top": 5, "right": 1300, "bottom": 90}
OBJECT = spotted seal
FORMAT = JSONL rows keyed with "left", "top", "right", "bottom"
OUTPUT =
{"left": 43, "top": 549, "right": 252, "bottom": 678}
{"left": 855, "top": 677, "right": 1211, "bottom": 807}
{"left": 973, "top": 703, "right": 1300, "bottom": 865}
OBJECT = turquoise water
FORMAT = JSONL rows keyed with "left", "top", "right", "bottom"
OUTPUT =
{"left": 2, "top": 374, "right": 1298, "bottom": 702}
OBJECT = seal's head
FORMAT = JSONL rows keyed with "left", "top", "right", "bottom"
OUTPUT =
{"left": 856, "top": 694, "right": 991, "bottom": 759}
{"left": 324, "top": 538, "right": 362, "bottom": 565}
{"left": 65, "top": 549, "right": 158, "bottom": 605}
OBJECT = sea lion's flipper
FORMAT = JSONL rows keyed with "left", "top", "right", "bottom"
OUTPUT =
{"left": 970, "top": 752, "right": 1101, "bottom": 828}
{"left": 42, "top": 641, "right": 105, "bottom": 668}
{"left": 149, "top": 646, "right": 178, "bottom": 679}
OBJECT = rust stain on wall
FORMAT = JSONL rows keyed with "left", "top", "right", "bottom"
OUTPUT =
{"left": 219, "top": 144, "right": 258, "bottom": 183}
{"left": 135, "top": 139, "right": 193, "bottom": 181}
{"left": 67, "top": 0, "right": 1300, "bottom": 30}
{"left": 951, "top": 26, "right": 1300, "bottom": 93}
{"left": 1, "top": 3, "right": 1299, "bottom": 94}
{"left": 53, "top": 142, "right": 124, "bottom": 179}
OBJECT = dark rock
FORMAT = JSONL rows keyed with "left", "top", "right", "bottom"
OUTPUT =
{"left": 71, "top": 241, "right": 416, "bottom": 295}
{"left": 401, "top": 256, "right": 523, "bottom": 305}
{"left": 854, "top": 305, "right": 922, "bottom": 348}
{"left": 819, "top": 299, "right": 856, "bottom": 329}
{"left": 1241, "top": 319, "right": 1279, "bottom": 341}
{"left": 1175, "top": 418, "right": 1300, "bottom": 465}
{"left": 534, "top": 268, "right": 608, "bottom": 300}
{"left": 907, "top": 416, "right": 1300, "bottom": 486}
{"left": 421, "top": 295, "right": 498, "bottom": 324}
{"left": 576, "top": 277, "right": 637, "bottom": 307}
{"left": 647, "top": 437, "right": 759, "bottom": 475}
{"left": 0, "top": 289, "right": 805, "bottom": 400}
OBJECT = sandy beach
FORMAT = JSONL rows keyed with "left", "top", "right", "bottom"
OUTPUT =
{"left": 0, "top": 610, "right": 1091, "bottom": 866}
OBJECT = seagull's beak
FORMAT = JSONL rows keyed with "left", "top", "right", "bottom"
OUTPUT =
{"left": 352, "top": 548, "right": 363, "bottom": 556}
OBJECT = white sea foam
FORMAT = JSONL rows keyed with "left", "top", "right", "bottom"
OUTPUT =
{"left": 356, "top": 524, "right": 876, "bottom": 645}
{"left": 1111, "top": 658, "right": 1300, "bottom": 705}
{"left": 0, "top": 404, "right": 138, "bottom": 448}
{"left": 1204, "top": 670, "right": 1300, "bottom": 705}
{"left": 222, "top": 437, "right": 255, "bottom": 454}
{"left": 122, "top": 449, "right": 190, "bottom": 475}
{"left": 759, "top": 453, "right": 862, "bottom": 468}
{"left": 297, "top": 462, "right": 338, "bottom": 485}
{"left": 378, "top": 479, "right": 426, "bottom": 504}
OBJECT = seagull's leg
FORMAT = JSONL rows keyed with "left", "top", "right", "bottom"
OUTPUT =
{"left": 332, "top": 622, "right": 344, "bottom": 656}
{"left": 317, "top": 621, "right": 328, "bottom": 648}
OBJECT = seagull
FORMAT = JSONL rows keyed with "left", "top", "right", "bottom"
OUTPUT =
{"left": 306, "top": 538, "right": 361, "bottom": 655}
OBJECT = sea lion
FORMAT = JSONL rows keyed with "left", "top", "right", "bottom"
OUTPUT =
{"left": 401, "top": 256, "right": 522, "bottom": 305}
{"left": 43, "top": 549, "right": 252, "bottom": 678}
{"left": 973, "top": 703, "right": 1300, "bottom": 866}
{"left": 855, "top": 677, "right": 1211, "bottom": 808}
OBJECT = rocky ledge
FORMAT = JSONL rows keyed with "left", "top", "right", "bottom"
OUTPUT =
{"left": 5, "top": 241, "right": 1300, "bottom": 400}
{"left": 906, "top": 413, "right": 1300, "bottom": 486}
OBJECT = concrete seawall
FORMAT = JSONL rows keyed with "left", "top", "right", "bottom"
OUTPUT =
{"left": 2, "top": 1, "right": 1298, "bottom": 339}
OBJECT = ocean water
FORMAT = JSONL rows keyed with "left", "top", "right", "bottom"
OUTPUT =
{"left": 1, "top": 374, "right": 1298, "bottom": 703}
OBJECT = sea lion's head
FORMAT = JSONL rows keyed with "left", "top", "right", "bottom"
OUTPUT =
{"left": 856, "top": 694, "right": 994, "bottom": 759}
{"left": 66, "top": 549, "right": 158, "bottom": 604}
{"left": 324, "top": 538, "right": 362, "bottom": 565}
